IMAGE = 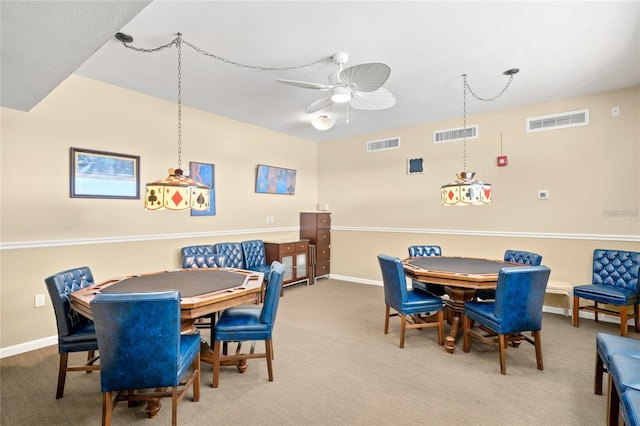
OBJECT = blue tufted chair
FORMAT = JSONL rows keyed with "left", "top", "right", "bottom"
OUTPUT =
{"left": 407, "top": 245, "right": 445, "bottom": 297}
{"left": 44, "top": 266, "right": 100, "bottom": 399}
{"left": 241, "top": 240, "right": 272, "bottom": 276}
{"left": 182, "top": 253, "right": 226, "bottom": 269}
{"left": 573, "top": 249, "right": 640, "bottom": 336}
{"left": 463, "top": 265, "right": 551, "bottom": 375}
{"left": 214, "top": 242, "right": 246, "bottom": 269}
{"left": 476, "top": 249, "right": 543, "bottom": 301}
{"left": 212, "top": 261, "right": 285, "bottom": 388}
{"left": 91, "top": 290, "right": 200, "bottom": 426}
{"left": 378, "top": 254, "right": 445, "bottom": 348}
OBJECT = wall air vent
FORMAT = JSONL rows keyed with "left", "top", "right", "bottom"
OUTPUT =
{"left": 526, "top": 109, "right": 589, "bottom": 133}
{"left": 433, "top": 125, "right": 478, "bottom": 144}
{"left": 367, "top": 137, "right": 400, "bottom": 152}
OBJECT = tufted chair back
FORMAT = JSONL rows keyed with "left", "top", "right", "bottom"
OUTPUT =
{"left": 241, "top": 240, "right": 272, "bottom": 275}
{"left": 408, "top": 245, "right": 442, "bottom": 257}
{"left": 45, "top": 266, "right": 96, "bottom": 339}
{"left": 493, "top": 266, "right": 551, "bottom": 334}
{"left": 504, "top": 249, "right": 543, "bottom": 266}
{"left": 214, "top": 242, "right": 245, "bottom": 269}
{"left": 182, "top": 253, "right": 226, "bottom": 269}
{"left": 592, "top": 249, "right": 640, "bottom": 291}
{"left": 180, "top": 245, "right": 215, "bottom": 257}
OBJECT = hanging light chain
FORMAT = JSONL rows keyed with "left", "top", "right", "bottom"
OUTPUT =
{"left": 176, "top": 34, "right": 183, "bottom": 171}
{"left": 462, "top": 74, "right": 468, "bottom": 172}
{"left": 119, "top": 34, "right": 333, "bottom": 71}
{"left": 464, "top": 72, "right": 516, "bottom": 102}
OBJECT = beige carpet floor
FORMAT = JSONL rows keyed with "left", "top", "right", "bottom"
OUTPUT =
{"left": 2, "top": 278, "right": 632, "bottom": 425}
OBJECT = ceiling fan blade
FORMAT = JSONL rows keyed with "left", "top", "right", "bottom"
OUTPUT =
{"left": 349, "top": 87, "right": 396, "bottom": 111}
{"left": 305, "top": 97, "right": 334, "bottom": 114}
{"left": 276, "top": 79, "right": 332, "bottom": 91}
{"left": 339, "top": 63, "right": 391, "bottom": 92}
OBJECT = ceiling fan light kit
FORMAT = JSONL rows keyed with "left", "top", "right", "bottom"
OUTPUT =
{"left": 275, "top": 51, "right": 396, "bottom": 129}
{"left": 441, "top": 68, "right": 519, "bottom": 206}
{"left": 311, "top": 114, "right": 336, "bottom": 130}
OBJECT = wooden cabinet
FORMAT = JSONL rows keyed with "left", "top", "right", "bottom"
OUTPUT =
{"left": 264, "top": 240, "right": 310, "bottom": 288}
{"left": 300, "top": 212, "right": 331, "bottom": 282}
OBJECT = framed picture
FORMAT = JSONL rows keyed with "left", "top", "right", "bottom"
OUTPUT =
{"left": 255, "top": 164, "right": 296, "bottom": 195}
{"left": 189, "top": 161, "right": 216, "bottom": 216}
{"left": 70, "top": 147, "right": 140, "bottom": 199}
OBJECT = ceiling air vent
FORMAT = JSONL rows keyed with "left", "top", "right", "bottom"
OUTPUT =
{"left": 433, "top": 125, "right": 478, "bottom": 144}
{"left": 367, "top": 137, "right": 400, "bottom": 152}
{"left": 526, "top": 109, "right": 589, "bottom": 133}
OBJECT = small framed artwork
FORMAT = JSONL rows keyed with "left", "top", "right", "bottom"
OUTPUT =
{"left": 70, "top": 147, "right": 140, "bottom": 199}
{"left": 189, "top": 161, "right": 216, "bottom": 216}
{"left": 407, "top": 158, "right": 424, "bottom": 175}
{"left": 255, "top": 164, "right": 296, "bottom": 195}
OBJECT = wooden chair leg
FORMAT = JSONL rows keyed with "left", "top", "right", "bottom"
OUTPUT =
{"left": 572, "top": 296, "right": 580, "bottom": 327}
{"left": 462, "top": 315, "right": 471, "bottom": 353}
{"left": 102, "top": 391, "right": 113, "bottom": 426}
{"left": 437, "top": 310, "right": 445, "bottom": 346}
{"left": 620, "top": 307, "right": 629, "bottom": 337}
{"left": 212, "top": 341, "right": 221, "bottom": 388}
{"left": 171, "top": 387, "right": 178, "bottom": 426}
{"left": 635, "top": 303, "right": 640, "bottom": 332}
{"left": 56, "top": 353, "right": 68, "bottom": 399}
{"left": 399, "top": 315, "right": 407, "bottom": 348}
{"left": 192, "top": 353, "right": 200, "bottom": 401}
{"left": 265, "top": 339, "right": 274, "bottom": 381}
{"left": 595, "top": 302, "right": 600, "bottom": 323}
{"left": 498, "top": 334, "right": 507, "bottom": 375}
{"left": 607, "top": 374, "right": 620, "bottom": 426}
{"left": 595, "top": 351, "right": 605, "bottom": 395}
{"left": 533, "top": 330, "right": 543, "bottom": 371}
{"left": 384, "top": 305, "right": 390, "bottom": 334}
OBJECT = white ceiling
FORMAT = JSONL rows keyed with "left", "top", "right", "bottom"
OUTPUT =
{"left": 2, "top": 1, "right": 639, "bottom": 143}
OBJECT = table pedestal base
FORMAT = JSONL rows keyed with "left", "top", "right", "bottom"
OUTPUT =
{"left": 444, "top": 286, "right": 477, "bottom": 354}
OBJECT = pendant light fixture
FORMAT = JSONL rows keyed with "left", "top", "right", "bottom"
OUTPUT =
{"left": 141, "top": 33, "right": 210, "bottom": 211}
{"left": 441, "top": 68, "right": 519, "bottom": 206}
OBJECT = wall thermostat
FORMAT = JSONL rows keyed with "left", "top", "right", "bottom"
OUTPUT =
{"left": 538, "top": 190, "right": 549, "bottom": 200}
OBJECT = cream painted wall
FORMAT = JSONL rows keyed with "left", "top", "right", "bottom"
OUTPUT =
{"left": 0, "top": 75, "right": 316, "bottom": 350}
{"left": 1, "top": 76, "right": 639, "bottom": 354}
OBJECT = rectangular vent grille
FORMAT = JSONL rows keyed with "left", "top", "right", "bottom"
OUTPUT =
{"left": 367, "top": 137, "right": 400, "bottom": 152}
{"left": 433, "top": 125, "right": 478, "bottom": 144}
{"left": 526, "top": 109, "right": 589, "bottom": 133}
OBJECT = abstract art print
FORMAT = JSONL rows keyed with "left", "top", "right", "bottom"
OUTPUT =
{"left": 189, "top": 161, "right": 215, "bottom": 216}
{"left": 255, "top": 164, "right": 296, "bottom": 195}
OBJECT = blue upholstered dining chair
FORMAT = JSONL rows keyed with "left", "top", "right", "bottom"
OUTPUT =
{"left": 44, "top": 266, "right": 100, "bottom": 399}
{"left": 463, "top": 265, "right": 551, "bottom": 375}
{"left": 407, "top": 245, "right": 445, "bottom": 297}
{"left": 377, "top": 254, "right": 445, "bottom": 348}
{"left": 214, "top": 242, "right": 246, "bottom": 269}
{"left": 573, "top": 249, "right": 640, "bottom": 337}
{"left": 595, "top": 332, "right": 640, "bottom": 395}
{"left": 90, "top": 290, "right": 200, "bottom": 426}
{"left": 241, "top": 240, "right": 271, "bottom": 275}
{"left": 608, "top": 353, "right": 640, "bottom": 426}
{"left": 211, "top": 261, "right": 285, "bottom": 388}
{"left": 475, "top": 249, "right": 543, "bottom": 301}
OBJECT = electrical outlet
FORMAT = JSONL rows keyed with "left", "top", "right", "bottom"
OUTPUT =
{"left": 34, "top": 294, "right": 45, "bottom": 308}
{"left": 538, "top": 190, "right": 549, "bottom": 200}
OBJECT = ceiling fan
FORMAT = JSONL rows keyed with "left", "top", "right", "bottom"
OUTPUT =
{"left": 276, "top": 52, "right": 396, "bottom": 115}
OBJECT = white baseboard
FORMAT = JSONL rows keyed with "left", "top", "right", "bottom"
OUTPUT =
{"left": 0, "top": 335, "right": 57, "bottom": 359}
